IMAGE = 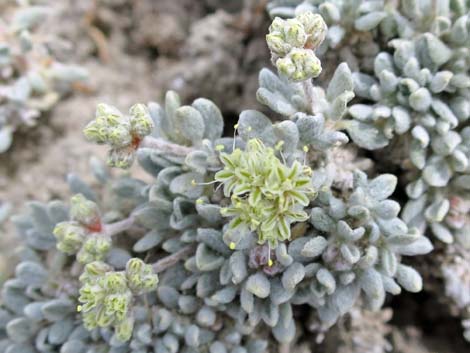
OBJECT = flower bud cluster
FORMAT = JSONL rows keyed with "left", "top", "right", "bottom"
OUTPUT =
{"left": 78, "top": 258, "right": 159, "bottom": 342}
{"left": 266, "top": 11, "right": 327, "bottom": 82}
{"left": 83, "top": 103, "right": 154, "bottom": 168}
{"left": 53, "top": 194, "right": 111, "bottom": 264}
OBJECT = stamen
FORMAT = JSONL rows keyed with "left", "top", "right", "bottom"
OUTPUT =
{"left": 280, "top": 150, "right": 287, "bottom": 164}
{"left": 275, "top": 140, "right": 285, "bottom": 151}
{"left": 192, "top": 179, "right": 218, "bottom": 186}
{"left": 267, "top": 244, "right": 273, "bottom": 267}
{"left": 303, "top": 145, "right": 309, "bottom": 165}
{"left": 215, "top": 182, "right": 224, "bottom": 192}
{"left": 233, "top": 124, "right": 239, "bottom": 150}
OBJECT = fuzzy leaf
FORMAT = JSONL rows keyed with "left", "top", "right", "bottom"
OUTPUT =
{"left": 422, "top": 158, "right": 451, "bottom": 187}
{"left": 238, "top": 110, "right": 276, "bottom": 144}
{"left": 6, "top": 318, "right": 36, "bottom": 343}
{"left": 327, "top": 63, "right": 354, "bottom": 101}
{"left": 355, "top": 11, "right": 387, "bottom": 31}
{"left": 230, "top": 251, "right": 248, "bottom": 285}
{"left": 195, "top": 244, "right": 224, "bottom": 272}
{"left": 368, "top": 174, "right": 397, "bottom": 201}
{"left": 257, "top": 68, "right": 307, "bottom": 116}
{"left": 246, "top": 273, "right": 271, "bottom": 298}
{"left": 15, "top": 261, "right": 47, "bottom": 287}
{"left": 192, "top": 98, "right": 223, "bottom": 141}
{"left": 346, "top": 120, "right": 389, "bottom": 150}
{"left": 133, "top": 230, "right": 163, "bottom": 252}
{"left": 300, "top": 236, "right": 328, "bottom": 258}
{"left": 396, "top": 265, "right": 422, "bottom": 292}
{"left": 281, "top": 263, "right": 305, "bottom": 291}
{"left": 174, "top": 106, "right": 205, "bottom": 145}
{"left": 360, "top": 268, "right": 385, "bottom": 309}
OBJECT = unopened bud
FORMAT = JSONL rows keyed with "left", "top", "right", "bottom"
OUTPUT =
{"left": 115, "top": 316, "right": 135, "bottom": 342}
{"left": 70, "top": 194, "right": 101, "bottom": 227}
{"left": 95, "top": 103, "right": 123, "bottom": 126}
{"left": 125, "top": 258, "right": 159, "bottom": 295}
{"left": 77, "top": 234, "right": 112, "bottom": 264}
{"left": 129, "top": 103, "right": 154, "bottom": 138}
{"left": 107, "top": 147, "right": 135, "bottom": 169}
{"left": 267, "top": 17, "right": 307, "bottom": 58}
{"left": 53, "top": 221, "right": 86, "bottom": 254}
{"left": 297, "top": 12, "right": 327, "bottom": 50}
{"left": 276, "top": 48, "right": 322, "bottom": 82}
{"left": 107, "top": 124, "right": 133, "bottom": 147}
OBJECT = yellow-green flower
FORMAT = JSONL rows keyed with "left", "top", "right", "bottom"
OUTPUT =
{"left": 53, "top": 221, "right": 86, "bottom": 254}
{"left": 266, "top": 17, "right": 307, "bottom": 58}
{"left": 77, "top": 234, "right": 112, "bottom": 264}
{"left": 216, "top": 139, "right": 315, "bottom": 247}
{"left": 266, "top": 12, "right": 327, "bottom": 82}
{"left": 297, "top": 12, "right": 327, "bottom": 50}
{"left": 125, "top": 257, "right": 160, "bottom": 295}
{"left": 52, "top": 194, "right": 109, "bottom": 264}
{"left": 78, "top": 258, "right": 158, "bottom": 342}
{"left": 276, "top": 48, "right": 322, "bottom": 82}
{"left": 83, "top": 103, "right": 154, "bottom": 169}
{"left": 70, "top": 193, "right": 101, "bottom": 227}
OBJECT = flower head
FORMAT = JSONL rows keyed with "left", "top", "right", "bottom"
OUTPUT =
{"left": 215, "top": 139, "right": 315, "bottom": 247}
{"left": 276, "top": 48, "right": 322, "bottom": 82}
{"left": 125, "top": 257, "right": 160, "bottom": 295}
{"left": 53, "top": 221, "right": 87, "bottom": 254}
{"left": 296, "top": 12, "right": 327, "bottom": 50}
{"left": 266, "top": 17, "right": 307, "bottom": 58}
{"left": 77, "top": 234, "right": 112, "bottom": 264}
{"left": 53, "top": 194, "right": 109, "bottom": 264}
{"left": 266, "top": 12, "right": 327, "bottom": 82}
{"left": 78, "top": 258, "right": 158, "bottom": 342}
{"left": 70, "top": 193, "right": 101, "bottom": 228}
{"left": 83, "top": 103, "right": 154, "bottom": 169}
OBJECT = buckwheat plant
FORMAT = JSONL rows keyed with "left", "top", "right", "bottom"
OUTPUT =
{"left": 0, "top": 9, "right": 439, "bottom": 353}
{"left": 0, "top": 3, "right": 87, "bottom": 153}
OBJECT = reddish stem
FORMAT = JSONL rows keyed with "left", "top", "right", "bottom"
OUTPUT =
{"left": 131, "top": 135, "right": 142, "bottom": 150}
{"left": 85, "top": 219, "right": 103, "bottom": 233}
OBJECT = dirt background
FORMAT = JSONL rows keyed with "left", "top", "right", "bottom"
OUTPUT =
{"left": 0, "top": 1, "right": 468, "bottom": 352}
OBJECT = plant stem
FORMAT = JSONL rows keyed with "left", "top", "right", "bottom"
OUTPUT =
{"left": 152, "top": 245, "right": 196, "bottom": 273}
{"left": 103, "top": 215, "right": 136, "bottom": 236}
{"left": 279, "top": 343, "right": 290, "bottom": 353}
{"left": 302, "top": 79, "right": 316, "bottom": 115}
{"left": 140, "top": 136, "right": 194, "bottom": 156}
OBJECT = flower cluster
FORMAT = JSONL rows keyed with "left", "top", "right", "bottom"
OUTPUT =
{"left": 53, "top": 194, "right": 111, "bottom": 264}
{"left": 216, "top": 138, "right": 315, "bottom": 247}
{"left": 84, "top": 103, "right": 154, "bottom": 168}
{"left": 266, "top": 11, "right": 327, "bottom": 81}
{"left": 78, "top": 258, "right": 159, "bottom": 342}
